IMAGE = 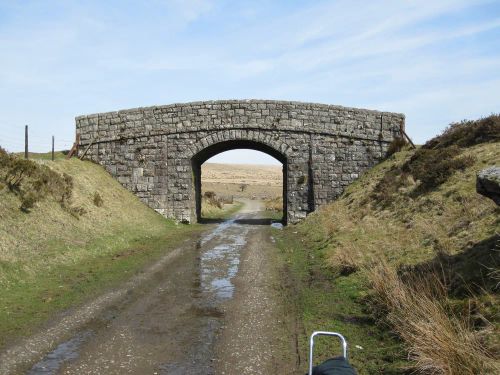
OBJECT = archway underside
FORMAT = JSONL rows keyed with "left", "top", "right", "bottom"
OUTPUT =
{"left": 191, "top": 140, "right": 288, "bottom": 224}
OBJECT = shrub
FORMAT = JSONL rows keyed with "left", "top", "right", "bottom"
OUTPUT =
{"left": 424, "top": 114, "right": 500, "bottom": 150}
{"left": 203, "top": 191, "right": 223, "bottom": 209}
{"left": 403, "top": 146, "right": 475, "bottom": 192}
{"left": 0, "top": 149, "right": 74, "bottom": 212}
{"left": 264, "top": 196, "right": 283, "bottom": 211}
{"left": 372, "top": 145, "right": 475, "bottom": 207}
{"left": 386, "top": 136, "right": 408, "bottom": 157}
{"left": 20, "top": 191, "right": 39, "bottom": 212}
{"left": 68, "top": 205, "right": 87, "bottom": 218}
{"left": 210, "top": 198, "right": 223, "bottom": 209}
{"left": 59, "top": 173, "right": 74, "bottom": 206}
{"left": 93, "top": 192, "right": 104, "bottom": 207}
{"left": 204, "top": 191, "right": 216, "bottom": 199}
{"left": 4, "top": 158, "right": 37, "bottom": 191}
{"left": 370, "top": 167, "right": 411, "bottom": 207}
{"left": 0, "top": 146, "right": 9, "bottom": 165}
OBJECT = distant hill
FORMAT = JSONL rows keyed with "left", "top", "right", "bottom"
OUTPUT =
{"left": 202, "top": 162, "right": 283, "bottom": 200}
{"left": 202, "top": 162, "right": 282, "bottom": 185}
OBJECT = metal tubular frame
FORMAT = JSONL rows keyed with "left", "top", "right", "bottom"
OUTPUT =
{"left": 308, "top": 331, "right": 348, "bottom": 375}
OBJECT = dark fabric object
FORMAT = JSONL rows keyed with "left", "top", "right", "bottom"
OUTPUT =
{"left": 310, "top": 356, "right": 357, "bottom": 375}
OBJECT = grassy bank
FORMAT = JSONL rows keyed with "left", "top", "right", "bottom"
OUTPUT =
{"left": 201, "top": 193, "right": 244, "bottom": 220}
{"left": 263, "top": 196, "right": 284, "bottom": 221}
{"left": 274, "top": 116, "right": 499, "bottom": 374}
{"left": 275, "top": 231, "right": 407, "bottom": 374}
{"left": 0, "top": 151, "right": 203, "bottom": 349}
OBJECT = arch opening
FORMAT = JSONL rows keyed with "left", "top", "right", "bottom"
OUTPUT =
{"left": 191, "top": 140, "right": 287, "bottom": 224}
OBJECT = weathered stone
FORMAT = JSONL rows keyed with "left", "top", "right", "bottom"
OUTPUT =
{"left": 477, "top": 166, "right": 500, "bottom": 205}
{"left": 75, "top": 100, "right": 405, "bottom": 224}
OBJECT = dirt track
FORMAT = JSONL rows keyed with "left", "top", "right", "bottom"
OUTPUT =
{"left": 6, "top": 200, "right": 299, "bottom": 375}
{"left": 215, "top": 218, "right": 297, "bottom": 374}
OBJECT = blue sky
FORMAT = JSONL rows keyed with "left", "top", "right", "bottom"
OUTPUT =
{"left": 0, "top": 0, "right": 499, "bottom": 165}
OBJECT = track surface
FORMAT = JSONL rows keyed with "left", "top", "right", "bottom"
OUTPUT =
{"left": 10, "top": 200, "right": 298, "bottom": 375}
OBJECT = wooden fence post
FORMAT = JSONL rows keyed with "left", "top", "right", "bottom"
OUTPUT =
{"left": 24, "top": 125, "right": 28, "bottom": 159}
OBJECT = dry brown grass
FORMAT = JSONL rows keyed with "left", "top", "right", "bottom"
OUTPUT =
{"left": 201, "top": 163, "right": 283, "bottom": 200}
{"left": 202, "top": 162, "right": 282, "bottom": 186}
{"left": 291, "top": 139, "right": 500, "bottom": 373}
{"left": 200, "top": 191, "right": 239, "bottom": 218}
{"left": 264, "top": 196, "right": 283, "bottom": 211}
{"left": 329, "top": 249, "right": 360, "bottom": 276}
{"left": 367, "top": 261, "right": 499, "bottom": 374}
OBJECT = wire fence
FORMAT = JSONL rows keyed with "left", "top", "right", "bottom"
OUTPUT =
{"left": 0, "top": 126, "right": 75, "bottom": 154}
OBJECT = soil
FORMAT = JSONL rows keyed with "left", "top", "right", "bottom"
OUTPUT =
{"left": 2, "top": 199, "right": 300, "bottom": 375}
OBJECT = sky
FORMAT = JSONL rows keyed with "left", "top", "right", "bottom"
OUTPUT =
{"left": 0, "top": 0, "right": 499, "bottom": 165}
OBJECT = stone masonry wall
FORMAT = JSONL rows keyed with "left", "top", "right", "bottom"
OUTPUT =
{"left": 75, "top": 100, "right": 405, "bottom": 223}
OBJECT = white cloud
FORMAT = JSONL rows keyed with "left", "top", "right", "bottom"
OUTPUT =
{"left": 0, "top": 0, "right": 499, "bottom": 153}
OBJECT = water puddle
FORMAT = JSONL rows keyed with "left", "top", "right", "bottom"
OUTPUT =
{"left": 27, "top": 331, "right": 93, "bottom": 375}
{"left": 198, "top": 217, "right": 249, "bottom": 302}
{"left": 27, "top": 214, "right": 254, "bottom": 374}
{"left": 198, "top": 218, "right": 237, "bottom": 246}
{"left": 158, "top": 215, "right": 252, "bottom": 372}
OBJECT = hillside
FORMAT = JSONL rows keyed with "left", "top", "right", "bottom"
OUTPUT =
{"left": 202, "top": 162, "right": 283, "bottom": 200}
{"left": 202, "top": 162, "right": 282, "bottom": 186}
{"left": 0, "top": 150, "right": 201, "bottom": 348}
{"left": 275, "top": 116, "right": 500, "bottom": 374}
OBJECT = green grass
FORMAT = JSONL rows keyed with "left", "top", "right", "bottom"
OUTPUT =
{"left": 0, "top": 222, "right": 201, "bottom": 348}
{"left": 0, "top": 155, "right": 205, "bottom": 349}
{"left": 274, "top": 229, "right": 407, "bottom": 374}
{"left": 260, "top": 209, "right": 284, "bottom": 221}
{"left": 14, "top": 151, "right": 68, "bottom": 160}
{"left": 274, "top": 138, "right": 499, "bottom": 374}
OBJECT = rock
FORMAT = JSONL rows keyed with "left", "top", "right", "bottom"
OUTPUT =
{"left": 477, "top": 166, "right": 500, "bottom": 205}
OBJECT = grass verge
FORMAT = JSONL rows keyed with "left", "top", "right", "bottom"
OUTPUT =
{"left": 274, "top": 229, "right": 408, "bottom": 374}
{"left": 273, "top": 115, "right": 499, "bottom": 374}
{"left": 0, "top": 222, "right": 201, "bottom": 349}
{"left": 201, "top": 199, "right": 244, "bottom": 220}
{"left": 0, "top": 152, "right": 205, "bottom": 349}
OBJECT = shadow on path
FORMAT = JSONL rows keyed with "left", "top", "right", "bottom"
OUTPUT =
{"left": 199, "top": 217, "right": 280, "bottom": 226}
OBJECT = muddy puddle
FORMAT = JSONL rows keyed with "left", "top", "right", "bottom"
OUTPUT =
{"left": 26, "top": 331, "right": 93, "bottom": 375}
{"left": 160, "top": 216, "right": 251, "bottom": 374}
{"left": 199, "top": 218, "right": 250, "bottom": 301}
{"left": 26, "top": 212, "right": 262, "bottom": 375}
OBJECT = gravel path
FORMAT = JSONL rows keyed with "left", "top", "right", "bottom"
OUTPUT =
{"left": 215, "top": 210, "right": 299, "bottom": 374}
{"left": 1, "top": 199, "right": 300, "bottom": 374}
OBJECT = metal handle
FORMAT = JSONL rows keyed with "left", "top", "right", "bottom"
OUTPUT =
{"left": 308, "top": 331, "right": 348, "bottom": 375}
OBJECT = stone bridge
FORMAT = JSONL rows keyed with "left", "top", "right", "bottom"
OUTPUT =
{"left": 75, "top": 100, "right": 405, "bottom": 224}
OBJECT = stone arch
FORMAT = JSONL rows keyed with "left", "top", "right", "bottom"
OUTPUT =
{"left": 189, "top": 129, "right": 290, "bottom": 160}
{"left": 75, "top": 100, "right": 405, "bottom": 224}
{"left": 190, "top": 136, "right": 288, "bottom": 223}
